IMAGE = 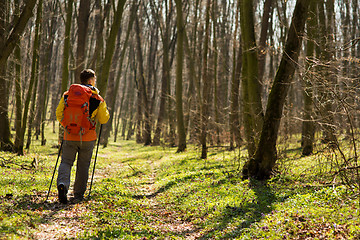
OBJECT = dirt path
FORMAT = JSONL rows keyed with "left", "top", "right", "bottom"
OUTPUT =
{"left": 32, "top": 159, "right": 201, "bottom": 239}
{"left": 135, "top": 165, "right": 201, "bottom": 239}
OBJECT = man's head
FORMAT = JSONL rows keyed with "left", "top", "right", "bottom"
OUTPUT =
{"left": 80, "top": 69, "right": 96, "bottom": 86}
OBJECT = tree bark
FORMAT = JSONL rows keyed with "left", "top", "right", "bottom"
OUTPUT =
{"left": 318, "top": 0, "right": 337, "bottom": 146}
{"left": 16, "top": 0, "right": 43, "bottom": 154}
{"left": 240, "top": 0, "right": 264, "bottom": 157}
{"left": 301, "top": 0, "right": 317, "bottom": 156}
{"left": 242, "top": 0, "right": 310, "bottom": 180}
{"left": 103, "top": 3, "right": 137, "bottom": 147}
{"left": 258, "top": 0, "right": 273, "bottom": 85}
{"left": 135, "top": 16, "right": 152, "bottom": 146}
{"left": 152, "top": 0, "right": 173, "bottom": 146}
{"left": 97, "top": 0, "right": 127, "bottom": 98}
{"left": 0, "top": 0, "right": 37, "bottom": 151}
{"left": 229, "top": 0, "right": 241, "bottom": 150}
{"left": 75, "top": 0, "right": 91, "bottom": 82}
{"left": 174, "top": 0, "right": 187, "bottom": 152}
{"left": 14, "top": 0, "right": 23, "bottom": 153}
{"left": 58, "top": 0, "right": 74, "bottom": 143}
{"left": 200, "top": 0, "right": 211, "bottom": 159}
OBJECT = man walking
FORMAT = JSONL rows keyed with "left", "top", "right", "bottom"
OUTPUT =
{"left": 56, "top": 69, "right": 109, "bottom": 204}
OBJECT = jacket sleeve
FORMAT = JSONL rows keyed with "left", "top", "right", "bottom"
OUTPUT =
{"left": 56, "top": 96, "right": 65, "bottom": 124}
{"left": 94, "top": 101, "right": 110, "bottom": 124}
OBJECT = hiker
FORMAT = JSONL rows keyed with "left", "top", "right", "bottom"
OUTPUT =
{"left": 56, "top": 69, "right": 109, "bottom": 204}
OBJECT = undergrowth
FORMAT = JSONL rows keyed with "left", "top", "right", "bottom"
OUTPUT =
{"left": 0, "top": 129, "right": 359, "bottom": 239}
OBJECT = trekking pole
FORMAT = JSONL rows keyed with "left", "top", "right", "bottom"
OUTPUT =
{"left": 88, "top": 124, "right": 103, "bottom": 198}
{"left": 45, "top": 140, "right": 63, "bottom": 202}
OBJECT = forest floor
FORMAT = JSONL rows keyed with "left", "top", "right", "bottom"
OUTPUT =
{"left": 1, "top": 131, "right": 360, "bottom": 239}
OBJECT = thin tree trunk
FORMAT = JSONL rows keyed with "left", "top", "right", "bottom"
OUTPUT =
{"left": 103, "top": 2, "right": 137, "bottom": 146}
{"left": 75, "top": 0, "right": 90, "bottom": 81}
{"left": 229, "top": 0, "right": 241, "bottom": 150}
{"left": 59, "top": 0, "right": 74, "bottom": 143}
{"left": 14, "top": 0, "right": 23, "bottom": 153}
{"left": 26, "top": 0, "right": 43, "bottom": 150}
{"left": 174, "top": 0, "right": 187, "bottom": 152}
{"left": 242, "top": 0, "right": 310, "bottom": 180}
{"left": 0, "top": 0, "right": 37, "bottom": 151}
{"left": 240, "top": 0, "right": 264, "bottom": 158}
{"left": 135, "top": 16, "right": 152, "bottom": 146}
{"left": 258, "top": 0, "right": 273, "bottom": 85}
{"left": 212, "top": 0, "right": 220, "bottom": 145}
{"left": 15, "top": 0, "right": 43, "bottom": 154}
{"left": 97, "top": 0, "right": 127, "bottom": 98}
{"left": 317, "top": 0, "right": 337, "bottom": 146}
{"left": 200, "top": 0, "right": 211, "bottom": 159}
{"left": 301, "top": 0, "right": 317, "bottom": 156}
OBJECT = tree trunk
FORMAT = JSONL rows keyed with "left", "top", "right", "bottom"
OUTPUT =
{"left": 301, "top": 0, "right": 317, "bottom": 156}
{"left": 212, "top": 0, "right": 220, "bottom": 145}
{"left": 242, "top": 0, "right": 310, "bottom": 180}
{"left": 59, "top": 0, "right": 74, "bottom": 143}
{"left": 89, "top": 0, "right": 110, "bottom": 71}
{"left": 97, "top": 0, "right": 127, "bottom": 98}
{"left": 174, "top": 0, "right": 187, "bottom": 152}
{"left": 0, "top": 0, "right": 37, "bottom": 151}
{"left": 135, "top": 16, "right": 152, "bottom": 146}
{"left": 14, "top": 0, "right": 23, "bottom": 153}
{"left": 229, "top": 0, "right": 241, "bottom": 150}
{"left": 15, "top": 0, "right": 43, "bottom": 154}
{"left": 75, "top": 0, "right": 90, "bottom": 82}
{"left": 258, "top": 0, "right": 273, "bottom": 85}
{"left": 153, "top": 26, "right": 171, "bottom": 145}
{"left": 200, "top": 0, "right": 211, "bottom": 159}
{"left": 0, "top": 0, "right": 37, "bottom": 66}
{"left": 318, "top": 0, "right": 337, "bottom": 146}
{"left": 240, "top": 0, "right": 264, "bottom": 158}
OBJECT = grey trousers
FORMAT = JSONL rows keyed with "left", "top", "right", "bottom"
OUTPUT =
{"left": 57, "top": 140, "right": 95, "bottom": 199}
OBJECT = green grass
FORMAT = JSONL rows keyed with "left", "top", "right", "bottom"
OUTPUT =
{"left": 0, "top": 128, "right": 360, "bottom": 239}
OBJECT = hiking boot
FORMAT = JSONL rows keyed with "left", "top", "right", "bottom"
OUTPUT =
{"left": 57, "top": 184, "right": 68, "bottom": 204}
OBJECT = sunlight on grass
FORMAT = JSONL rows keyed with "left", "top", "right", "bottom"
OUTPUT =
{"left": 0, "top": 128, "right": 360, "bottom": 239}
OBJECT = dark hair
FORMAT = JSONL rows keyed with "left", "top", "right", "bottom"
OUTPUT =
{"left": 80, "top": 69, "right": 96, "bottom": 84}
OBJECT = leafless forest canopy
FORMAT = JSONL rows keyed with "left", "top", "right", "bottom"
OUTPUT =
{"left": 0, "top": 0, "right": 359, "bottom": 178}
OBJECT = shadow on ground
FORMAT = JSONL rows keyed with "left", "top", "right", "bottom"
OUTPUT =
{"left": 199, "top": 179, "right": 288, "bottom": 239}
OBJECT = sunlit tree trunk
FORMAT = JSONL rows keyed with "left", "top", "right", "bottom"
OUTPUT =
{"left": 240, "top": 0, "right": 264, "bottom": 158}
{"left": 135, "top": 16, "right": 152, "bottom": 146}
{"left": 242, "top": 0, "right": 310, "bottom": 180}
{"left": 184, "top": 0, "right": 201, "bottom": 143}
{"left": 317, "top": 0, "right": 337, "bottom": 146}
{"left": 258, "top": 0, "right": 273, "bottom": 85}
{"left": 0, "top": 0, "right": 37, "bottom": 151}
{"left": 89, "top": 0, "right": 110, "bottom": 71}
{"left": 58, "top": 0, "right": 74, "bottom": 143}
{"left": 152, "top": 0, "right": 173, "bottom": 146}
{"left": 301, "top": 0, "right": 317, "bottom": 156}
{"left": 17, "top": 0, "right": 42, "bottom": 153}
{"left": 75, "top": 0, "right": 90, "bottom": 81}
{"left": 229, "top": 0, "right": 241, "bottom": 150}
{"left": 174, "top": 0, "right": 187, "bottom": 152}
{"left": 200, "top": 0, "right": 211, "bottom": 159}
{"left": 14, "top": 0, "right": 23, "bottom": 153}
{"left": 102, "top": 2, "right": 137, "bottom": 147}
{"left": 211, "top": 0, "right": 220, "bottom": 145}
{"left": 26, "top": 0, "right": 44, "bottom": 149}
{"left": 97, "top": 0, "right": 127, "bottom": 97}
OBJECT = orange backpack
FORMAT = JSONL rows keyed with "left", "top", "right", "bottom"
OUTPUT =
{"left": 62, "top": 84, "right": 94, "bottom": 135}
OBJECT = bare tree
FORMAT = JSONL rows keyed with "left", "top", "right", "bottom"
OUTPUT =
{"left": 200, "top": 0, "right": 211, "bottom": 159}
{"left": 0, "top": 0, "right": 37, "bottom": 151}
{"left": 243, "top": 0, "right": 310, "bottom": 180}
{"left": 75, "top": 0, "right": 91, "bottom": 82}
{"left": 174, "top": 0, "right": 187, "bottom": 152}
